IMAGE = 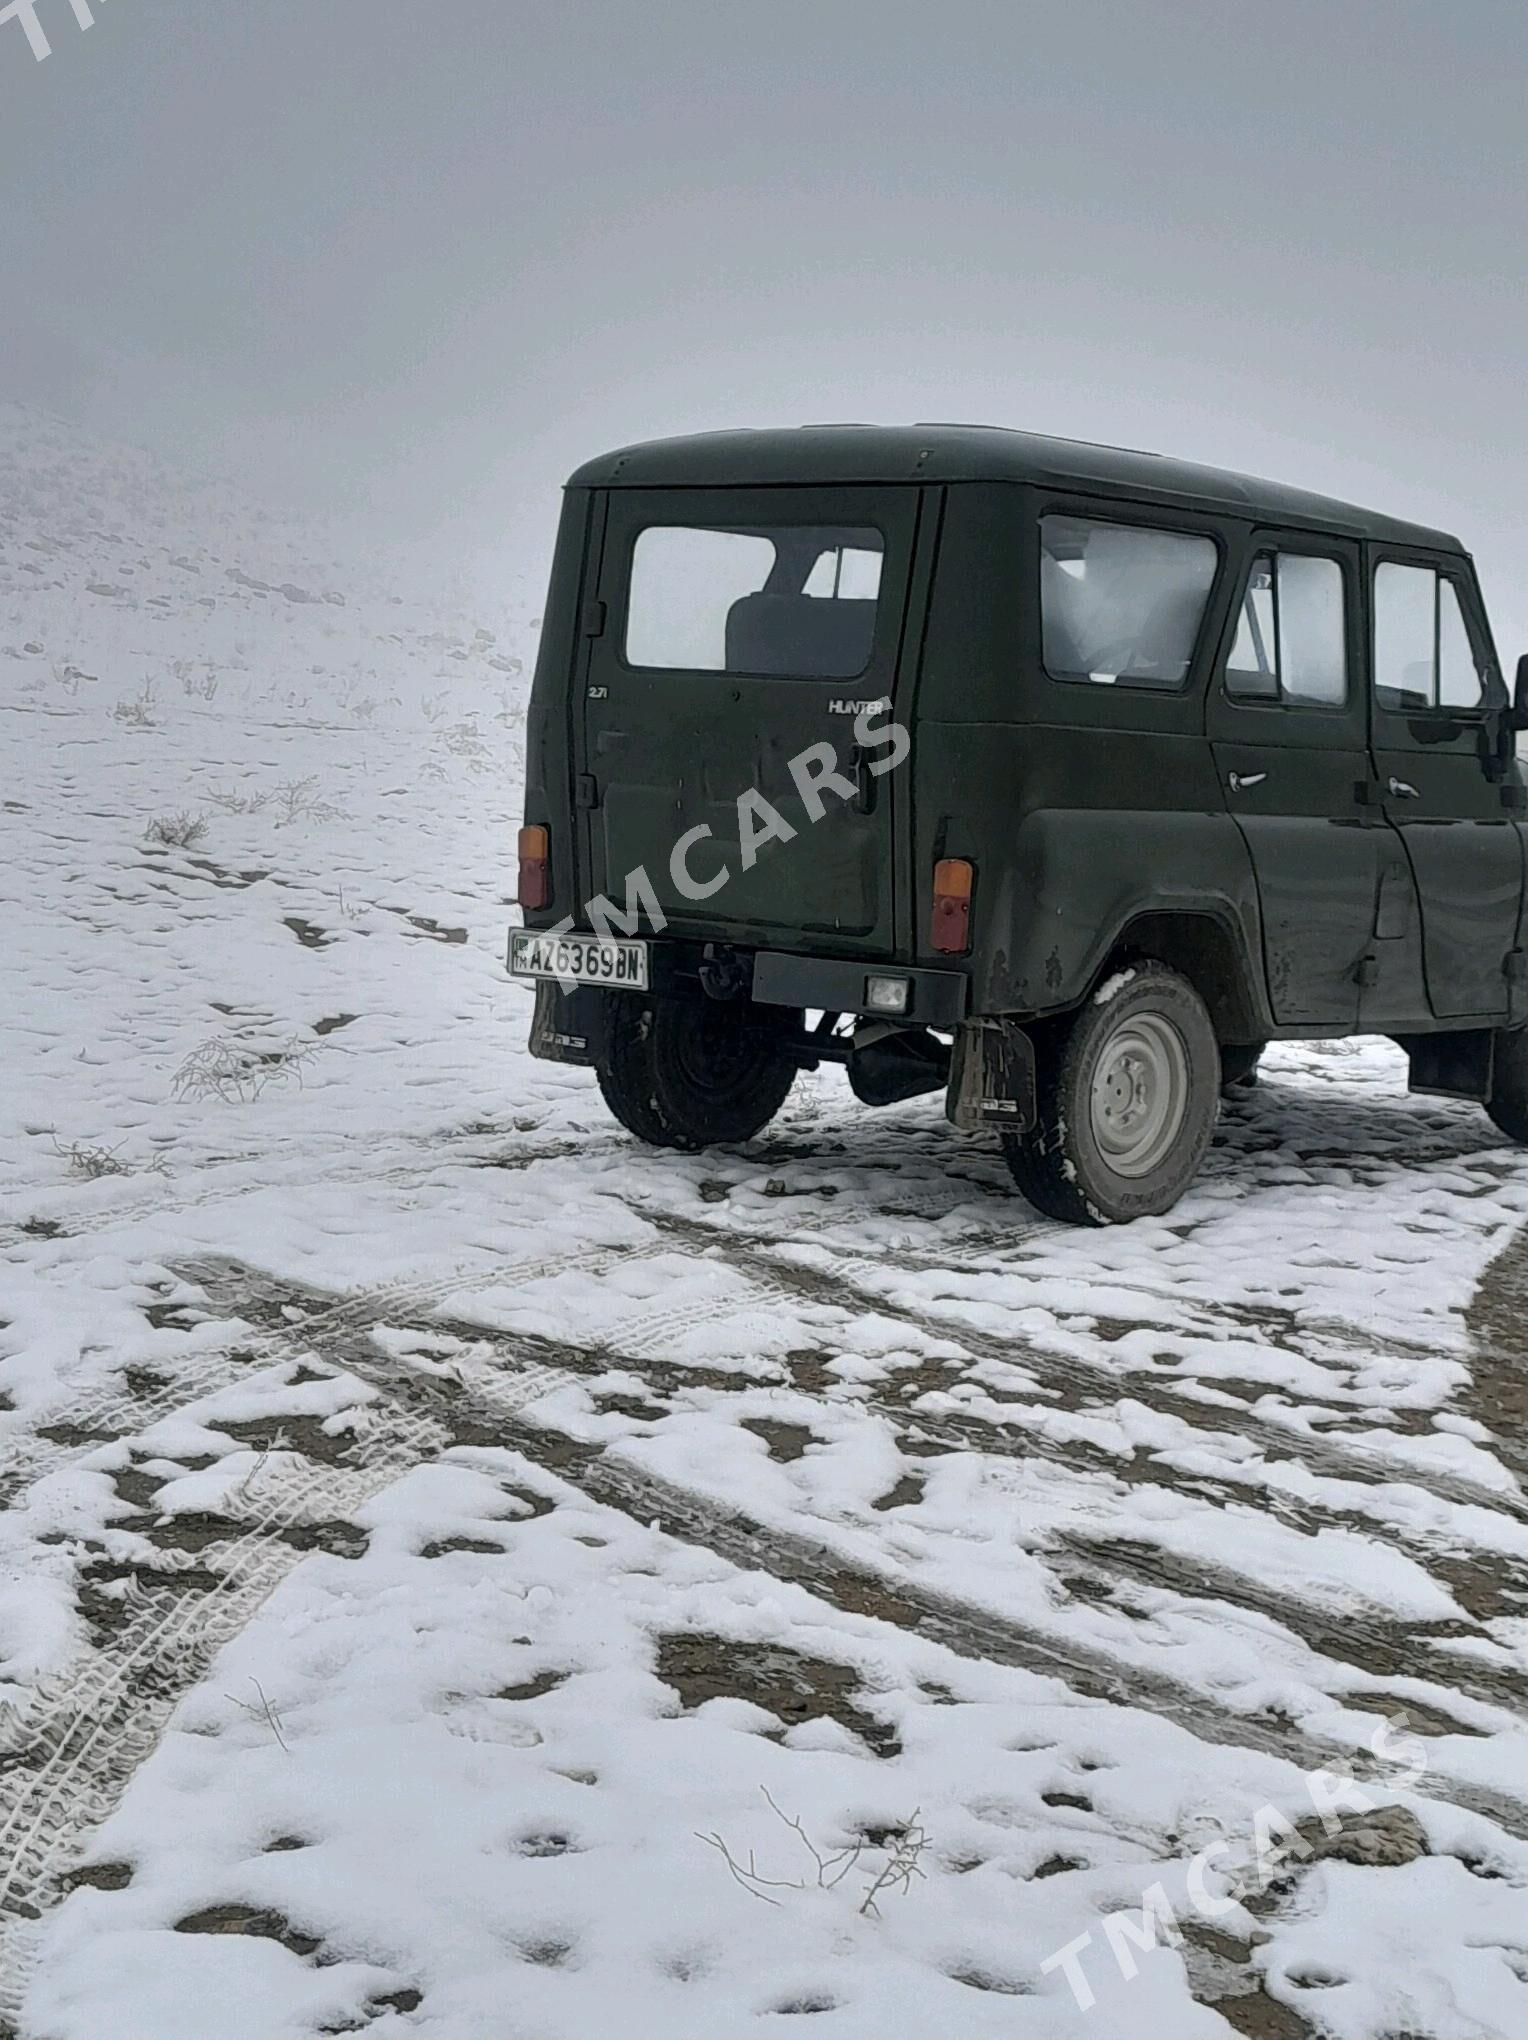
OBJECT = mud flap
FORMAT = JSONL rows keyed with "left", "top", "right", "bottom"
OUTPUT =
{"left": 1398, "top": 1029, "right": 1495, "bottom": 1104}
{"left": 946, "top": 1018, "right": 1037, "bottom": 1132}
{"left": 847, "top": 1026, "right": 950, "bottom": 1106}
{"left": 528, "top": 980, "right": 604, "bottom": 1066}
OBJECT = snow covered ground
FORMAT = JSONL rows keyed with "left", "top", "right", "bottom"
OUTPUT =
{"left": 4, "top": 406, "right": 1528, "bottom": 2039}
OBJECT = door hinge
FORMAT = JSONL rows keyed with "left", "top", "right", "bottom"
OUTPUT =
{"left": 580, "top": 598, "right": 607, "bottom": 638}
{"left": 1352, "top": 779, "right": 1381, "bottom": 807}
{"left": 1506, "top": 950, "right": 1528, "bottom": 983}
{"left": 575, "top": 772, "right": 600, "bottom": 810}
{"left": 1355, "top": 954, "right": 1380, "bottom": 989}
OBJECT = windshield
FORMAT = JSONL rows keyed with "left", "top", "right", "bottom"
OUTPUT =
{"left": 624, "top": 522, "right": 884, "bottom": 678}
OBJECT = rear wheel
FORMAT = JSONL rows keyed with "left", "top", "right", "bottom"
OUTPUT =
{"left": 1486, "top": 1026, "right": 1528, "bottom": 1143}
{"left": 595, "top": 994, "right": 797, "bottom": 1151}
{"left": 1002, "top": 963, "right": 1220, "bottom": 1225}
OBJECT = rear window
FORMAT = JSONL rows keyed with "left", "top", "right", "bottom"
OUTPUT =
{"left": 624, "top": 524, "right": 884, "bottom": 677}
{"left": 1041, "top": 514, "right": 1218, "bottom": 690}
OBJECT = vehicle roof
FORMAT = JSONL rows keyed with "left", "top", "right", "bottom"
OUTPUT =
{"left": 567, "top": 424, "right": 1463, "bottom": 552}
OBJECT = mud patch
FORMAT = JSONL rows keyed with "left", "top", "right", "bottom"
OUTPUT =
{"left": 515, "top": 1936, "right": 575, "bottom": 1968}
{"left": 593, "top": 1390, "right": 668, "bottom": 1423}
{"left": 1300, "top": 1802, "right": 1429, "bottom": 1870}
{"left": 741, "top": 1417, "right": 815, "bottom": 1464}
{"left": 77, "top": 1560, "right": 226, "bottom": 1641}
{"left": 784, "top": 1349, "right": 839, "bottom": 1394}
{"left": 59, "top": 1862, "right": 133, "bottom": 1893}
{"left": 1464, "top": 1222, "right": 1528, "bottom": 1480}
{"left": 1332, "top": 1690, "right": 1488, "bottom": 1740}
{"left": 216, "top": 1414, "right": 357, "bottom": 1466}
{"left": 313, "top": 1013, "right": 358, "bottom": 1036}
{"left": 655, "top": 1634, "right": 900, "bottom": 1758}
{"left": 129, "top": 1511, "right": 367, "bottom": 1561}
{"left": 509, "top": 1829, "right": 580, "bottom": 1859}
{"left": 496, "top": 1670, "right": 564, "bottom": 1702}
{"left": 143, "top": 1301, "right": 203, "bottom": 1331}
{"left": 174, "top": 1904, "right": 321, "bottom": 1957}
{"left": 945, "top": 1966, "right": 1032, "bottom": 1995}
{"left": 401, "top": 914, "right": 467, "bottom": 945}
{"left": 282, "top": 915, "right": 332, "bottom": 950}
{"left": 1183, "top": 1920, "right": 1316, "bottom": 2040}
{"left": 35, "top": 1421, "right": 116, "bottom": 1448}
{"left": 185, "top": 857, "right": 271, "bottom": 892}
{"left": 871, "top": 1471, "right": 926, "bottom": 1512}
{"left": 120, "top": 1365, "right": 171, "bottom": 1398}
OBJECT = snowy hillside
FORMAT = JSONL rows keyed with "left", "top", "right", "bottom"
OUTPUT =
{"left": 5, "top": 411, "right": 1528, "bottom": 2039}
{"left": 0, "top": 401, "right": 538, "bottom": 733}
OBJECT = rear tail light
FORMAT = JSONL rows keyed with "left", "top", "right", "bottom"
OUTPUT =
{"left": 930, "top": 857, "right": 973, "bottom": 955}
{"left": 517, "top": 825, "right": 550, "bottom": 910}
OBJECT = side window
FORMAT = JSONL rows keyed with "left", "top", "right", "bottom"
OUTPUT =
{"left": 1226, "top": 551, "right": 1347, "bottom": 707}
{"left": 1040, "top": 515, "right": 1218, "bottom": 690}
{"left": 1439, "top": 579, "right": 1483, "bottom": 709}
{"left": 1373, "top": 562, "right": 1485, "bottom": 712}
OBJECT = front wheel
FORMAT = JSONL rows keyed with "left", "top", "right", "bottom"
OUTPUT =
{"left": 595, "top": 994, "right": 797, "bottom": 1151}
{"left": 1002, "top": 963, "right": 1220, "bottom": 1225}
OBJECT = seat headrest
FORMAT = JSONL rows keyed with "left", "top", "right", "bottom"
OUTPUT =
{"left": 724, "top": 593, "right": 876, "bottom": 679}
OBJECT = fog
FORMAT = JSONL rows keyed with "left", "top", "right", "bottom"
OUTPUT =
{"left": 3, "top": 0, "right": 1526, "bottom": 646}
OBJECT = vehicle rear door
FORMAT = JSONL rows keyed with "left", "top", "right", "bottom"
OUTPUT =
{"left": 574, "top": 485, "right": 927, "bottom": 955}
{"left": 1367, "top": 549, "right": 1523, "bottom": 1020}
{"left": 1207, "top": 532, "right": 1380, "bottom": 1026}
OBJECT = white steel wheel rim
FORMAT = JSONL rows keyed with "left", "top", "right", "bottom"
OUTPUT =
{"left": 1088, "top": 1011, "right": 1191, "bottom": 1178}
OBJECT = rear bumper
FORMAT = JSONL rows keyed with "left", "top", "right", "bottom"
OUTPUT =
{"left": 519, "top": 938, "right": 969, "bottom": 1066}
{"left": 750, "top": 949, "right": 968, "bottom": 1025}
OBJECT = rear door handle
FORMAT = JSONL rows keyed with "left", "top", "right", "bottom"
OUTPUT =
{"left": 1387, "top": 776, "right": 1420, "bottom": 800}
{"left": 1227, "top": 771, "right": 1267, "bottom": 792}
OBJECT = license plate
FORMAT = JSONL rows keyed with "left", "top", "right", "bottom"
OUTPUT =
{"left": 509, "top": 931, "right": 650, "bottom": 990}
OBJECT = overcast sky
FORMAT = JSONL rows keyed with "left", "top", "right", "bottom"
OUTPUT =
{"left": 3, "top": 0, "right": 1526, "bottom": 644}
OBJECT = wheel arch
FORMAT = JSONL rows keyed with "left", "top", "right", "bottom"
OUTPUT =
{"left": 1102, "top": 909, "right": 1268, "bottom": 1046}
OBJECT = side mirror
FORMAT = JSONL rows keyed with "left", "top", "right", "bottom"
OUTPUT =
{"left": 1513, "top": 653, "right": 1528, "bottom": 732}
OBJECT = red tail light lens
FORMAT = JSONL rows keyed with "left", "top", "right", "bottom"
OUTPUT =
{"left": 930, "top": 857, "right": 973, "bottom": 955}
{"left": 517, "top": 825, "right": 550, "bottom": 910}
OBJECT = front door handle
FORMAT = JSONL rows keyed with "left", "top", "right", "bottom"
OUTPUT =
{"left": 1387, "top": 776, "right": 1421, "bottom": 800}
{"left": 1227, "top": 771, "right": 1267, "bottom": 792}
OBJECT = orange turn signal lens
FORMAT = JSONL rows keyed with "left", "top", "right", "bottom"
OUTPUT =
{"left": 933, "top": 857, "right": 973, "bottom": 901}
{"left": 930, "top": 857, "right": 974, "bottom": 955}
{"left": 517, "top": 825, "right": 551, "bottom": 910}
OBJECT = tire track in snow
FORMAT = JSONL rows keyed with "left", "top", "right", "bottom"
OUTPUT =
{"left": 163, "top": 1258, "right": 1528, "bottom": 1844}
{"left": 341, "top": 1273, "right": 1528, "bottom": 1723}
{"left": 6, "top": 1211, "right": 1526, "bottom": 2022}
{"left": 0, "top": 1238, "right": 677, "bottom": 2020}
{"left": 636, "top": 1211, "right": 1528, "bottom": 1526}
{"left": 0, "top": 1123, "right": 631, "bottom": 1251}
{"left": 0, "top": 1238, "right": 657, "bottom": 1513}
{"left": 292, "top": 1221, "right": 1528, "bottom": 1705}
